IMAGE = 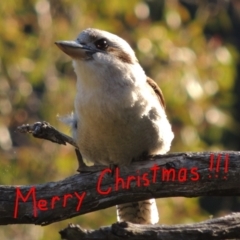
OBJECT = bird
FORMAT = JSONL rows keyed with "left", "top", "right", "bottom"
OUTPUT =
{"left": 55, "top": 28, "right": 174, "bottom": 225}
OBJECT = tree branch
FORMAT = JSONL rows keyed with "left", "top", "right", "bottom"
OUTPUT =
{"left": 59, "top": 213, "right": 240, "bottom": 240}
{"left": 16, "top": 122, "right": 88, "bottom": 169}
{"left": 0, "top": 151, "right": 239, "bottom": 226}
{"left": 16, "top": 121, "right": 78, "bottom": 148}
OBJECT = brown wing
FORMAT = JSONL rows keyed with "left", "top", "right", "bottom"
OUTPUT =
{"left": 146, "top": 76, "right": 165, "bottom": 109}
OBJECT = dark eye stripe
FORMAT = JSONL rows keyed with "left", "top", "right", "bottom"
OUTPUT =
{"left": 107, "top": 47, "right": 134, "bottom": 64}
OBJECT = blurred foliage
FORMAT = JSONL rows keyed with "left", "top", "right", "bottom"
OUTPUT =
{"left": 0, "top": 0, "right": 240, "bottom": 239}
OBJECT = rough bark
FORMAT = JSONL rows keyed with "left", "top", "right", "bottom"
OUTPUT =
{"left": 59, "top": 213, "right": 240, "bottom": 240}
{"left": 0, "top": 151, "right": 239, "bottom": 226}
{"left": 17, "top": 121, "right": 78, "bottom": 148}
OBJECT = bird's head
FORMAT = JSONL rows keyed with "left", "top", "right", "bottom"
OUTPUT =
{"left": 55, "top": 28, "right": 146, "bottom": 89}
{"left": 55, "top": 28, "right": 138, "bottom": 65}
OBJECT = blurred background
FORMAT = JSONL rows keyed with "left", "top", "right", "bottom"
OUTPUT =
{"left": 0, "top": 0, "right": 240, "bottom": 239}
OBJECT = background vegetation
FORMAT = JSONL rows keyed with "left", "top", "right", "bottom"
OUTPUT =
{"left": 0, "top": 0, "right": 240, "bottom": 239}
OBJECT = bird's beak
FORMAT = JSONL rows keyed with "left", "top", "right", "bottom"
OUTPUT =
{"left": 55, "top": 41, "right": 94, "bottom": 59}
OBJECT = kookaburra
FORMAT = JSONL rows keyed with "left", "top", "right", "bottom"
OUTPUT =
{"left": 55, "top": 28, "right": 174, "bottom": 224}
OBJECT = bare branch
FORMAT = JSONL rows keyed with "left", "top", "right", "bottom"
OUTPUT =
{"left": 0, "top": 151, "right": 239, "bottom": 226}
{"left": 59, "top": 213, "right": 240, "bottom": 240}
{"left": 16, "top": 121, "right": 78, "bottom": 148}
{"left": 16, "top": 122, "right": 87, "bottom": 169}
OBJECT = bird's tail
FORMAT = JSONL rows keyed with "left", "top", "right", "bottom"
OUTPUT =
{"left": 116, "top": 198, "right": 159, "bottom": 224}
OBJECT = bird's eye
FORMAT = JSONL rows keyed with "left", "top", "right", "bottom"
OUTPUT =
{"left": 95, "top": 38, "right": 108, "bottom": 50}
